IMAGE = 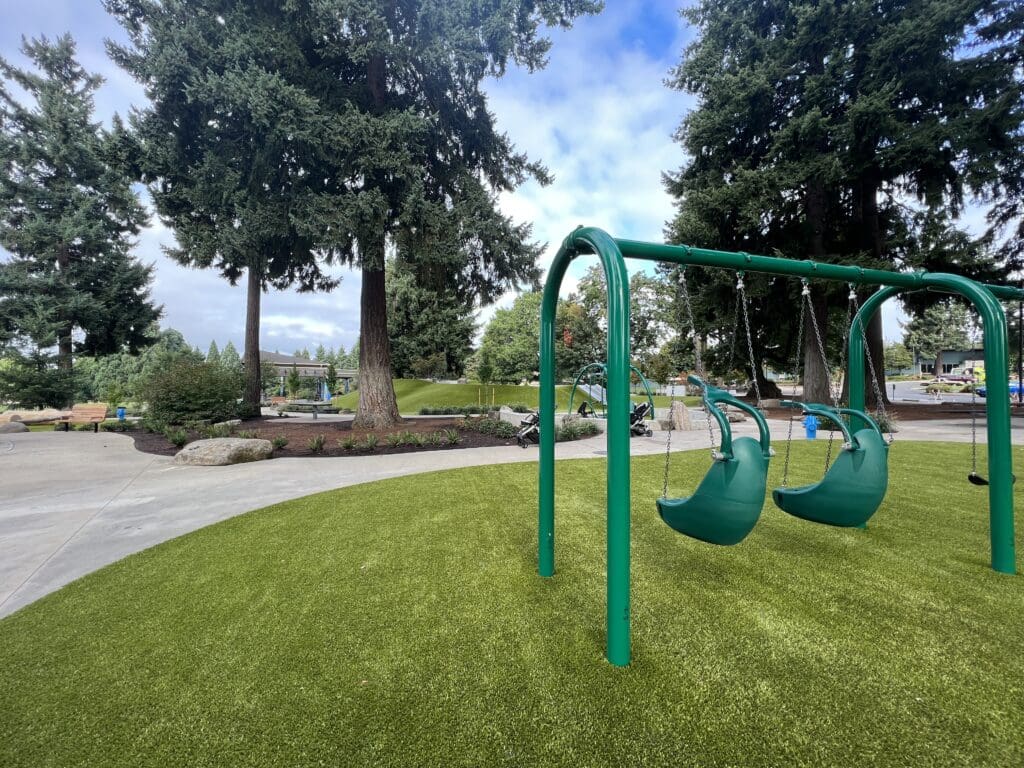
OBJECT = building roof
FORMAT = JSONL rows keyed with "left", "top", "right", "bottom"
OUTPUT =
{"left": 260, "top": 351, "right": 329, "bottom": 368}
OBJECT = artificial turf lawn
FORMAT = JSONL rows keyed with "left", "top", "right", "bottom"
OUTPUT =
{"left": 330, "top": 377, "right": 700, "bottom": 413}
{"left": 1, "top": 442, "right": 1022, "bottom": 767}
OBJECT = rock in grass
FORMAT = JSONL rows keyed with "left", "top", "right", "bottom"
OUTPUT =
{"left": 0, "top": 421, "right": 29, "bottom": 433}
{"left": 173, "top": 438, "right": 273, "bottom": 466}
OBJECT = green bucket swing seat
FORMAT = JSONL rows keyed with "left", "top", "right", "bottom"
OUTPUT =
{"left": 771, "top": 402, "right": 889, "bottom": 527}
{"left": 658, "top": 376, "right": 774, "bottom": 546}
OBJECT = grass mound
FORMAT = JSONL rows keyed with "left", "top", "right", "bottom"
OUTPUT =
{"left": 1, "top": 442, "right": 1022, "bottom": 766}
{"left": 331, "top": 378, "right": 698, "bottom": 414}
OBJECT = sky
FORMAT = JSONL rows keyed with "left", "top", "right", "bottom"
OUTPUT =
{"left": 0, "top": 0, "right": 911, "bottom": 357}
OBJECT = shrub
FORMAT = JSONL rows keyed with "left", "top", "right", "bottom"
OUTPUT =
{"left": 556, "top": 419, "right": 601, "bottom": 442}
{"left": 384, "top": 432, "right": 403, "bottom": 447}
{"left": 143, "top": 360, "right": 242, "bottom": 426}
{"left": 237, "top": 430, "right": 258, "bottom": 439}
{"left": 163, "top": 427, "right": 188, "bottom": 447}
{"left": 99, "top": 420, "right": 129, "bottom": 433}
{"left": 462, "top": 416, "right": 517, "bottom": 439}
{"left": 418, "top": 404, "right": 490, "bottom": 416}
{"left": 338, "top": 435, "right": 358, "bottom": 451}
{"left": 271, "top": 435, "right": 288, "bottom": 450}
{"left": 506, "top": 403, "right": 531, "bottom": 413}
{"left": 360, "top": 434, "right": 379, "bottom": 452}
{"left": 424, "top": 431, "right": 443, "bottom": 446}
{"left": 307, "top": 434, "right": 326, "bottom": 453}
{"left": 200, "top": 423, "right": 234, "bottom": 439}
{"left": 444, "top": 429, "right": 461, "bottom": 445}
{"left": 235, "top": 402, "right": 261, "bottom": 420}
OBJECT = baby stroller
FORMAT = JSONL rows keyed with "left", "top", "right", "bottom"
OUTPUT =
{"left": 630, "top": 402, "right": 653, "bottom": 437}
{"left": 517, "top": 412, "right": 540, "bottom": 448}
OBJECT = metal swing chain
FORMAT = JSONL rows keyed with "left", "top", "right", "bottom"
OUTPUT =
{"left": 848, "top": 289, "right": 894, "bottom": 444}
{"left": 727, "top": 292, "right": 741, "bottom": 370}
{"left": 782, "top": 283, "right": 808, "bottom": 488}
{"left": 663, "top": 268, "right": 718, "bottom": 497}
{"left": 737, "top": 273, "right": 764, "bottom": 410}
{"left": 804, "top": 283, "right": 846, "bottom": 469}
{"left": 971, "top": 383, "right": 980, "bottom": 476}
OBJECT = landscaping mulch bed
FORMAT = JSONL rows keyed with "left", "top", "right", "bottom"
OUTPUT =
{"left": 126, "top": 416, "right": 519, "bottom": 458}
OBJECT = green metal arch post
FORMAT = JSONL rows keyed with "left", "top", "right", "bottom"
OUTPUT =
{"left": 539, "top": 227, "right": 633, "bottom": 666}
{"left": 849, "top": 280, "right": 1015, "bottom": 574}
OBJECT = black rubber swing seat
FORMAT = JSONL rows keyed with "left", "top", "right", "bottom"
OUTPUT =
{"left": 771, "top": 402, "right": 889, "bottom": 528}
{"left": 658, "top": 376, "right": 773, "bottom": 546}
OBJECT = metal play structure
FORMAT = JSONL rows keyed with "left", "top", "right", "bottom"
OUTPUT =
{"left": 538, "top": 226, "right": 1021, "bottom": 667}
{"left": 566, "top": 361, "right": 656, "bottom": 419}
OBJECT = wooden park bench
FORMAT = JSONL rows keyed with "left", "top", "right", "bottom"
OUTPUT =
{"left": 56, "top": 403, "right": 108, "bottom": 432}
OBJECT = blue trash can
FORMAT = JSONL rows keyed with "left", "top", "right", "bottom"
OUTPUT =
{"left": 116, "top": 407, "right": 126, "bottom": 421}
{"left": 803, "top": 414, "right": 818, "bottom": 439}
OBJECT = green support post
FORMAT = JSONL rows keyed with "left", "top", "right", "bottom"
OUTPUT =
{"left": 539, "top": 227, "right": 633, "bottom": 666}
{"left": 850, "top": 279, "right": 1016, "bottom": 574}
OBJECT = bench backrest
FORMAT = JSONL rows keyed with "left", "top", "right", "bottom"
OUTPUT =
{"left": 69, "top": 403, "right": 109, "bottom": 422}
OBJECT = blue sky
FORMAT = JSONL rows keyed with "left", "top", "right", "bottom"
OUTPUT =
{"left": 1, "top": 1, "right": 908, "bottom": 355}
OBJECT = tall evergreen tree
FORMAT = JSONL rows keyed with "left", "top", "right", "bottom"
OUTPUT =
{"left": 386, "top": 257, "right": 476, "bottom": 379}
{"left": 206, "top": 341, "right": 221, "bottom": 367}
{"left": 664, "top": 0, "right": 1023, "bottom": 404}
{"left": 0, "top": 35, "right": 160, "bottom": 407}
{"left": 105, "top": 1, "right": 344, "bottom": 412}
{"left": 107, "top": 0, "right": 599, "bottom": 428}
{"left": 311, "top": 0, "right": 600, "bottom": 427}
{"left": 220, "top": 340, "right": 242, "bottom": 377}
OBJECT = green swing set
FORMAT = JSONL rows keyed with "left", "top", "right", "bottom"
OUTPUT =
{"left": 538, "top": 227, "right": 1020, "bottom": 667}
{"left": 659, "top": 269, "right": 890, "bottom": 544}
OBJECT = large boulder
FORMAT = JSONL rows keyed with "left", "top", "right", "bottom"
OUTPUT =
{"left": 0, "top": 421, "right": 29, "bottom": 434}
{"left": 173, "top": 438, "right": 273, "bottom": 466}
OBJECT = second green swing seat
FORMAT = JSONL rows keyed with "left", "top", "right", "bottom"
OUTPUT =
{"left": 772, "top": 402, "right": 889, "bottom": 527}
{"left": 658, "top": 377, "right": 774, "bottom": 546}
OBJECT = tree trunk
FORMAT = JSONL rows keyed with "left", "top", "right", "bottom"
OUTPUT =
{"left": 934, "top": 350, "right": 944, "bottom": 380}
{"left": 56, "top": 245, "right": 73, "bottom": 406}
{"left": 243, "top": 265, "right": 263, "bottom": 410}
{"left": 802, "top": 295, "right": 833, "bottom": 403}
{"left": 354, "top": 261, "right": 402, "bottom": 429}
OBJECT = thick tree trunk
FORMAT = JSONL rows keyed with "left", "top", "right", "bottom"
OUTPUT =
{"left": 354, "top": 262, "right": 402, "bottom": 429}
{"left": 934, "top": 350, "right": 944, "bottom": 380}
{"left": 56, "top": 245, "right": 73, "bottom": 406}
{"left": 243, "top": 265, "right": 263, "bottom": 410}
{"left": 802, "top": 295, "right": 834, "bottom": 403}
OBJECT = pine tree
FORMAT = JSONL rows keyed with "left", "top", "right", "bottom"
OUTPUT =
{"left": 105, "top": 1, "right": 343, "bottom": 412}
{"left": 386, "top": 257, "right": 476, "bottom": 379}
{"left": 314, "top": 344, "right": 327, "bottom": 363}
{"left": 903, "top": 302, "right": 973, "bottom": 378}
{"left": 664, "top": 0, "right": 1023, "bottom": 404}
{"left": 206, "top": 341, "right": 221, "bottom": 367}
{"left": 220, "top": 341, "right": 242, "bottom": 377}
{"left": 0, "top": 35, "right": 160, "bottom": 407}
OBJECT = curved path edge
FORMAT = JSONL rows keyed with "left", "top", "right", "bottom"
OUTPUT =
{"left": 1, "top": 417, "right": 1019, "bottom": 618}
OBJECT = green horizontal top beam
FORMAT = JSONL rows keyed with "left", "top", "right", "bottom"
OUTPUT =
{"left": 607, "top": 237, "right": 1024, "bottom": 301}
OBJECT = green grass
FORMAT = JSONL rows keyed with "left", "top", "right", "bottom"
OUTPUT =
{"left": 331, "top": 378, "right": 698, "bottom": 412}
{"left": 1, "top": 442, "right": 1022, "bottom": 767}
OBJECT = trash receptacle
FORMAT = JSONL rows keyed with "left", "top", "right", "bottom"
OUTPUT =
{"left": 803, "top": 414, "right": 818, "bottom": 439}
{"left": 116, "top": 407, "right": 126, "bottom": 421}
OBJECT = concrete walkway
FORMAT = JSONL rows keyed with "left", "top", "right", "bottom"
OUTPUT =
{"left": 1, "top": 417, "right": 1020, "bottom": 618}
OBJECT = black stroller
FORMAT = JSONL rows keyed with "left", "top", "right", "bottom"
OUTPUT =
{"left": 630, "top": 402, "right": 653, "bottom": 437}
{"left": 516, "top": 412, "right": 540, "bottom": 448}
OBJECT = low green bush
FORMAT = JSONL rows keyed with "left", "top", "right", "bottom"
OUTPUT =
{"left": 98, "top": 419, "right": 129, "bottom": 432}
{"left": 338, "top": 435, "right": 358, "bottom": 451}
{"left": 462, "top": 416, "right": 518, "bottom": 439}
{"left": 271, "top": 435, "right": 288, "bottom": 450}
{"left": 237, "top": 430, "right": 258, "bottom": 439}
{"left": 443, "top": 429, "right": 461, "bottom": 445}
{"left": 143, "top": 360, "right": 242, "bottom": 426}
{"left": 308, "top": 434, "right": 326, "bottom": 453}
{"left": 384, "top": 432, "right": 403, "bottom": 448}
{"left": 554, "top": 418, "right": 601, "bottom": 442}
{"left": 360, "top": 434, "right": 379, "bottom": 452}
{"left": 163, "top": 427, "right": 188, "bottom": 448}
{"left": 418, "top": 404, "right": 493, "bottom": 416}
